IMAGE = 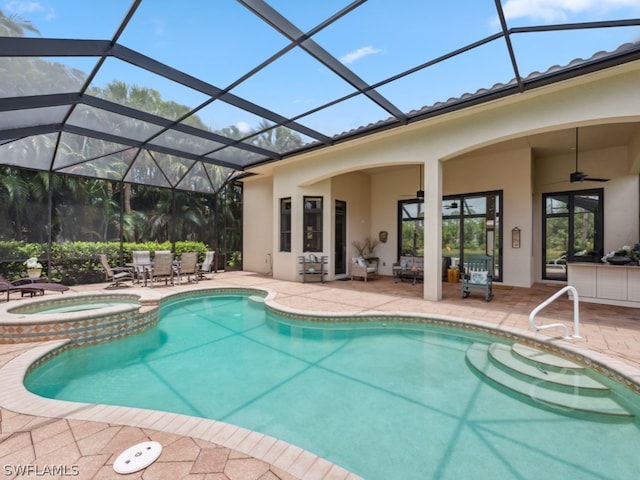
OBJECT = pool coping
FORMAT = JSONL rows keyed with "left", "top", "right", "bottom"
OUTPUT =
{"left": 1, "top": 285, "right": 640, "bottom": 480}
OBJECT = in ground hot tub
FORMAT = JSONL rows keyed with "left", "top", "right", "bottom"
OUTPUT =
{"left": 1, "top": 293, "right": 158, "bottom": 345}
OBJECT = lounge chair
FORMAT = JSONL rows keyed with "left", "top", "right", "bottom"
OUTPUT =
{"left": 97, "top": 254, "right": 133, "bottom": 288}
{"left": 1, "top": 275, "right": 70, "bottom": 301}
{"left": 197, "top": 251, "right": 216, "bottom": 280}
{"left": 177, "top": 252, "right": 199, "bottom": 284}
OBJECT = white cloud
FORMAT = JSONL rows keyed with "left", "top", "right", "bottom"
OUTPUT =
{"left": 151, "top": 17, "right": 166, "bottom": 36}
{"left": 236, "top": 121, "right": 251, "bottom": 133}
{"left": 5, "top": 1, "right": 55, "bottom": 21}
{"left": 339, "top": 45, "right": 382, "bottom": 65}
{"left": 5, "top": 1, "right": 45, "bottom": 14}
{"left": 501, "top": 0, "right": 640, "bottom": 22}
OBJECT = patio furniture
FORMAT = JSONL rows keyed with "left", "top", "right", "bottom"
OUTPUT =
{"left": 97, "top": 254, "right": 133, "bottom": 288}
{"left": 351, "top": 256, "right": 377, "bottom": 282}
{"left": 177, "top": 252, "right": 199, "bottom": 284}
{"left": 393, "top": 256, "right": 424, "bottom": 285}
{"left": 460, "top": 255, "right": 494, "bottom": 301}
{"left": 132, "top": 250, "right": 152, "bottom": 284}
{"left": 197, "top": 251, "right": 216, "bottom": 280}
{"left": 298, "top": 255, "right": 328, "bottom": 283}
{"left": 150, "top": 251, "right": 174, "bottom": 286}
{"left": 1, "top": 275, "right": 70, "bottom": 301}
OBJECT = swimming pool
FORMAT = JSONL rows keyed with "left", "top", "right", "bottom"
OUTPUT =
{"left": 25, "top": 293, "right": 640, "bottom": 480}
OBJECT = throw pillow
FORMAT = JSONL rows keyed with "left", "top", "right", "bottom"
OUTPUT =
{"left": 470, "top": 270, "right": 488, "bottom": 284}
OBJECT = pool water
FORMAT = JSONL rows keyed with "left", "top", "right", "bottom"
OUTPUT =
{"left": 26, "top": 302, "right": 138, "bottom": 314}
{"left": 25, "top": 294, "right": 640, "bottom": 480}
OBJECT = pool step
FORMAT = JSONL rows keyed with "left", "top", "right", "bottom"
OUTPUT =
{"left": 466, "top": 343, "right": 633, "bottom": 418}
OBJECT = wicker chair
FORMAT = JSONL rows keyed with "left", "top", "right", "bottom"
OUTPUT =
{"left": 350, "top": 257, "right": 377, "bottom": 282}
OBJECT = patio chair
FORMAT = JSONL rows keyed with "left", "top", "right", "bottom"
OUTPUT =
{"left": 132, "top": 250, "right": 152, "bottom": 284}
{"left": 351, "top": 256, "right": 377, "bottom": 282}
{"left": 97, "top": 254, "right": 133, "bottom": 288}
{"left": 150, "top": 251, "right": 174, "bottom": 286}
{"left": 197, "top": 251, "right": 216, "bottom": 280}
{"left": 460, "top": 255, "right": 494, "bottom": 301}
{"left": 177, "top": 252, "right": 199, "bottom": 284}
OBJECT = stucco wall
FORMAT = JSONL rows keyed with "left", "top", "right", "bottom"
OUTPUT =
{"left": 243, "top": 62, "right": 640, "bottom": 295}
{"left": 242, "top": 176, "right": 273, "bottom": 274}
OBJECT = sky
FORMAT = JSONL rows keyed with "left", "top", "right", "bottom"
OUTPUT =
{"left": 3, "top": 0, "right": 640, "bottom": 137}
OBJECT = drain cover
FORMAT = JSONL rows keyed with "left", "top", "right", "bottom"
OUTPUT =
{"left": 113, "top": 441, "right": 162, "bottom": 474}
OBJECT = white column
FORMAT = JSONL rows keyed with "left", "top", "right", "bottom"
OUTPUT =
{"left": 423, "top": 156, "right": 442, "bottom": 301}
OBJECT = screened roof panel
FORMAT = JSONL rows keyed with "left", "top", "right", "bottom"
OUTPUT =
{"left": 377, "top": 40, "right": 515, "bottom": 113}
{"left": 228, "top": 46, "right": 359, "bottom": 119}
{"left": 0, "top": 106, "right": 70, "bottom": 130}
{"left": 184, "top": 100, "right": 272, "bottom": 139}
{"left": 0, "top": 134, "right": 57, "bottom": 170}
{"left": 57, "top": 149, "right": 136, "bottom": 181}
{"left": 149, "top": 129, "right": 226, "bottom": 157}
{"left": 88, "top": 58, "right": 211, "bottom": 120}
{"left": 53, "top": 132, "right": 133, "bottom": 170}
{"left": 312, "top": 1, "right": 504, "bottom": 85}
{"left": 152, "top": 153, "right": 195, "bottom": 187}
{"left": 116, "top": 0, "right": 289, "bottom": 89}
{"left": 0, "top": 56, "right": 93, "bottom": 97}
{"left": 1, "top": 1, "right": 132, "bottom": 40}
{"left": 66, "top": 105, "right": 165, "bottom": 142}
{"left": 296, "top": 93, "right": 394, "bottom": 138}
{"left": 206, "top": 145, "right": 273, "bottom": 168}
{"left": 124, "top": 150, "right": 171, "bottom": 188}
{"left": 0, "top": 0, "right": 639, "bottom": 195}
{"left": 264, "top": 0, "right": 354, "bottom": 32}
{"left": 176, "top": 163, "right": 215, "bottom": 194}
{"left": 243, "top": 126, "right": 319, "bottom": 156}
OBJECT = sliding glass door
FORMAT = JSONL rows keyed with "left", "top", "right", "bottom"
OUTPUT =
{"left": 542, "top": 189, "right": 603, "bottom": 281}
{"left": 398, "top": 190, "right": 502, "bottom": 281}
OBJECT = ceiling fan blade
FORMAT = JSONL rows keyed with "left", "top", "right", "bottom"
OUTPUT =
{"left": 570, "top": 171, "right": 610, "bottom": 183}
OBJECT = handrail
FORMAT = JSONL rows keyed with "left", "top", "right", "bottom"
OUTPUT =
{"left": 529, "top": 285, "right": 581, "bottom": 339}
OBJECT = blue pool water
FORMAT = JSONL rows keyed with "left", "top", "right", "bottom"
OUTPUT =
{"left": 25, "top": 294, "right": 640, "bottom": 480}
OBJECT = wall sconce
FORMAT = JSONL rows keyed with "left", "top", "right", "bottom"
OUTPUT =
{"left": 511, "top": 227, "right": 521, "bottom": 249}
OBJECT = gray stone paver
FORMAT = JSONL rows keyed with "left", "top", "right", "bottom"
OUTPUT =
{"left": 0, "top": 271, "right": 638, "bottom": 479}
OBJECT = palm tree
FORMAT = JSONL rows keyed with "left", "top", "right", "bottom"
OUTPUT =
{"left": 0, "top": 10, "right": 40, "bottom": 37}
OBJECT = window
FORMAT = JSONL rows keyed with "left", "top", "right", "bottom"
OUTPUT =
{"left": 280, "top": 197, "right": 291, "bottom": 252}
{"left": 442, "top": 192, "right": 502, "bottom": 281}
{"left": 303, "top": 196, "right": 323, "bottom": 252}
{"left": 398, "top": 199, "right": 424, "bottom": 256}
{"left": 542, "top": 189, "right": 603, "bottom": 281}
{"left": 398, "top": 191, "right": 502, "bottom": 281}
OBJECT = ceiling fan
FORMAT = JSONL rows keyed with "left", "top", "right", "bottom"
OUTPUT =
{"left": 569, "top": 128, "right": 609, "bottom": 183}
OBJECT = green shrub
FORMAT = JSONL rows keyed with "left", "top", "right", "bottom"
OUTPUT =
{"left": 0, "top": 240, "right": 209, "bottom": 284}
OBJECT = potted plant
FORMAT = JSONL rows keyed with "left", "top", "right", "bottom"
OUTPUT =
{"left": 24, "top": 256, "right": 43, "bottom": 278}
{"left": 226, "top": 251, "right": 242, "bottom": 271}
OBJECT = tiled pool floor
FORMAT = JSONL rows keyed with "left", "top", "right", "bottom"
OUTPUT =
{"left": 1, "top": 272, "right": 638, "bottom": 479}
